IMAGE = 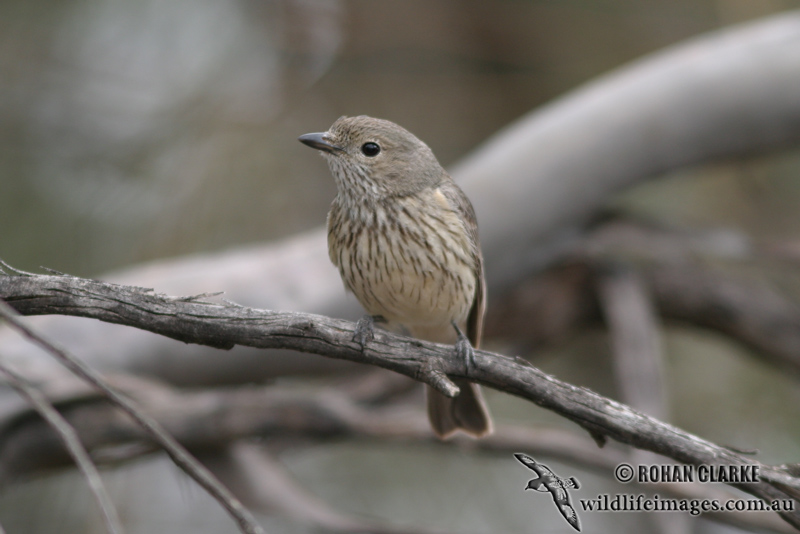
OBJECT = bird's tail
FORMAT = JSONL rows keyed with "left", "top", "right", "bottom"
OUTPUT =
{"left": 427, "top": 378, "right": 493, "bottom": 439}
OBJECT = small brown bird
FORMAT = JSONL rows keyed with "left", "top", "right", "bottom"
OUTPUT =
{"left": 299, "top": 115, "right": 492, "bottom": 439}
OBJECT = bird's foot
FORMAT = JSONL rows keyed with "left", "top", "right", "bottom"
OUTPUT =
{"left": 451, "top": 320, "right": 476, "bottom": 374}
{"left": 353, "top": 314, "right": 385, "bottom": 349}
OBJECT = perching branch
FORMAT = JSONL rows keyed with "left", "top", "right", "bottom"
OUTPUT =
{"left": 1, "top": 270, "right": 799, "bottom": 528}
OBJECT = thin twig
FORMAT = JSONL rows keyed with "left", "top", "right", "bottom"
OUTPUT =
{"left": 0, "top": 361, "right": 124, "bottom": 534}
{"left": 0, "top": 260, "right": 33, "bottom": 277}
{"left": 0, "top": 299, "right": 265, "bottom": 534}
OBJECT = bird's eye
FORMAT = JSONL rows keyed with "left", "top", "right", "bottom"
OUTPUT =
{"left": 361, "top": 142, "right": 380, "bottom": 157}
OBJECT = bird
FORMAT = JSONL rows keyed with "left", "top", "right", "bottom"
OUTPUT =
{"left": 298, "top": 115, "right": 492, "bottom": 439}
{"left": 514, "top": 453, "right": 581, "bottom": 531}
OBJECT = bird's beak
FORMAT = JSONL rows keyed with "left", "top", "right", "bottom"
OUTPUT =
{"left": 298, "top": 132, "right": 343, "bottom": 154}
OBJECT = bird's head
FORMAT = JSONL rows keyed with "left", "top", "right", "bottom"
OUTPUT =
{"left": 299, "top": 115, "right": 446, "bottom": 202}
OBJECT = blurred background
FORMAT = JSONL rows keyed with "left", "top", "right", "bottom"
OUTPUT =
{"left": 6, "top": 0, "right": 800, "bottom": 276}
{"left": 2, "top": 0, "right": 800, "bottom": 533}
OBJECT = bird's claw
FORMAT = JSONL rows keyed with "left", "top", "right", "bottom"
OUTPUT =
{"left": 353, "top": 314, "right": 384, "bottom": 349}
{"left": 451, "top": 320, "right": 476, "bottom": 374}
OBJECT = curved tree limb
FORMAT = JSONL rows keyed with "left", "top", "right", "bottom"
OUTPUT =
{"left": 1, "top": 271, "right": 798, "bottom": 528}
{"left": 460, "top": 10, "right": 800, "bottom": 286}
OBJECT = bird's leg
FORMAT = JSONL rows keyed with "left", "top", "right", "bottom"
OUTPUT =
{"left": 451, "top": 320, "right": 476, "bottom": 374}
{"left": 353, "top": 314, "right": 385, "bottom": 348}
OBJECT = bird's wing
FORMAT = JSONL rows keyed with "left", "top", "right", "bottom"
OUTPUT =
{"left": 513, "top": 453, "right": 539, "bottom": 471}
{"left": 548, "top": 485, "right": 580, "bottom": 531}
{"left": 538, "top": 464, "right": 557, "bottom": 478}
{"left": 438, "top": 178, "right": 485, "bottom": 348}
{"left": 551, "top": 486, "right": 567, "bottom": 501}
{"left": 558, "top": 501, "right": 581, "bottom": 532}
{"left": 467, "top": 260, "right": 486, "bottom": 348}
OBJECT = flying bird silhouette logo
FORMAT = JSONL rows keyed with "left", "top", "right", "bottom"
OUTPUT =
{"left": 514, "top": 453, "right": 581, "bottom": 531}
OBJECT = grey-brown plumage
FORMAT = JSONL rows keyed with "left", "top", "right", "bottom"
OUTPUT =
{"left": 299, "top": 115, "right": 492, "bottom": 439}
